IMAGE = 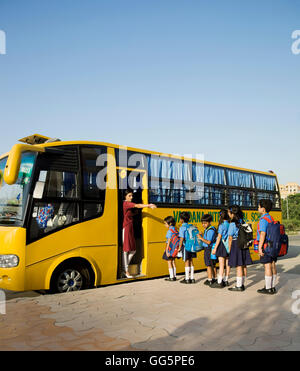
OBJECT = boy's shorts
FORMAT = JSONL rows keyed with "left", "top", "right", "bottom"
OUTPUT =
{"left": 204, "top": 247, "right": 218, "bottom": 267}
{"left": 182, "top": 247, "right": 197, "bottom": 261}
{"left": 260, "top": 254, "right": 277, "bottom": 265}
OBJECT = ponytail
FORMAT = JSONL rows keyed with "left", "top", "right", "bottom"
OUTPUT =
{"left": 229, "top": 205, "right": 244, "bottom": 226}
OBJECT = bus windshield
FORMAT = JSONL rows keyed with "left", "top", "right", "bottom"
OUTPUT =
{"left": 0, "top": 152, "right": 36, "bottom": 226}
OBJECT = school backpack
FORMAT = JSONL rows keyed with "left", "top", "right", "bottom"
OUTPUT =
{"left": 254, "top": 216, "right": 289, "bottom": 258}
{"left": 208, "top": 226, "right": 218, "bottom": 260}
{"left": 278, "top": 224, "right": 289, "bottom": 257}
{"left": 168, "top": 227, "right": 180, "bottom": 258}
{"left": 237, "top": 222, "right": 254, "bottom": 250}
{"left": 184, "top": 224, "right": 203, "bottom": 253}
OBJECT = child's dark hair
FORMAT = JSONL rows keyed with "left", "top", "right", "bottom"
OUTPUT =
{"left": 229, "top": 205, "right": 244, "bottom": 226}
{"left": 164, "top": 216, "right": 176, "bottom": 226}
{"left": 218, "top": 208, "right": 229, "bottom": 228}
{"left": 201, "top": 214, "right": 213, "bottom": 223}
{"left": 259, "top": 199, "right": 273, "bottom": 213}
{"left": 180, "top": 211, "right": 190, "bottom": 223}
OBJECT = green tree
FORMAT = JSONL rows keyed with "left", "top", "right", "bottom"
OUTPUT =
{"left": 282, "top": 194, "right": 300, "bottom": 219}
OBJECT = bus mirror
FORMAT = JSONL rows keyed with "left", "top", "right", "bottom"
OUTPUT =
{"left": 4, "top": 143, "right": 44, "bottom": 185}
{"left": 33, "top": 181, "right": 45, "bottom": 199}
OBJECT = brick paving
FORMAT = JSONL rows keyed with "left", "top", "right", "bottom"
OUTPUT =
{"left": 1, "top": 236, "right": 300, "bottom": 351}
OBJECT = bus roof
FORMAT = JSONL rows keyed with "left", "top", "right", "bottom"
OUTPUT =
{"left": 0, "top": 137, "right": 277, "bottom": 178}
{"left": 23, "top": 139, "right": 277, "bottom": 178}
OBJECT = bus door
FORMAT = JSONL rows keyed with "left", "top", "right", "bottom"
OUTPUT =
{"left": 117, "top": 168, "right": 148, "bottom": 279}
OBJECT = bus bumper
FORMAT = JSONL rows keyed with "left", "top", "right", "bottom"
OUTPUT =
{"left": 0, "top": 227, "right": 26, "bottom": 292}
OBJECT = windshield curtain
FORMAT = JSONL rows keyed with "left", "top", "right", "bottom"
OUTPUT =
{"left": 0, "top": 152, "right": 36, "bottom": 225}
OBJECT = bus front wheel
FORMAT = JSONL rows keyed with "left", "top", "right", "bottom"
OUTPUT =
{"left": 50, "top": 261, "right": 93, "bottom": 294}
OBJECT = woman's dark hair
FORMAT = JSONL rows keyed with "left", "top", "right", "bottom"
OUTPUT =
{"left": 124, "top": 189, "right": 133, "bottom": 198}
{"left": 201, "top": 214, "right": 213, "bottom": 223}
{"left": 180, "top": 211, "right": 190, "bottom": 223}
{"left": 218, "top": 208, "right": 229, "bottom": 228}
{"left": 164, "top": 216, "right": 176, "bottom": 226}
{"left": 229, "top": 205, "right": 244, "bottom": 226}
{"left": 259, "top": 199, "right": 273, "bottom": 213}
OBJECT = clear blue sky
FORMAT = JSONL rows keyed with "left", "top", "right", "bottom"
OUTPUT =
{"left": 0, "top": 0, "right": 299, "bottom": 185}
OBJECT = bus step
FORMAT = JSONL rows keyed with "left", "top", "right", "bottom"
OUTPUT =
{"left": 117, "top": 274, "right": 146, "bottom": 281}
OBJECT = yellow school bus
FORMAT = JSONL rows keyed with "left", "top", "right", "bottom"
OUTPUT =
{"left": 0, "top": 134, "right": 282, "bottom": 293}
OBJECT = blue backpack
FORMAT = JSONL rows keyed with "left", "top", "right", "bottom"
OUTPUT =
{"left": 262, "top": 215, "right": 282, "bottom": 259}
{"left": 207, "top": 226, "right": 218, "bottom": 260}
{"left": 184, "top": 224, "right": 203, "bottom": 253}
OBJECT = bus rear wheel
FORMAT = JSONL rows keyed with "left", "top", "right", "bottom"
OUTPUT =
{"left": 50, "top": 262, "right": 92, "bottom": 294}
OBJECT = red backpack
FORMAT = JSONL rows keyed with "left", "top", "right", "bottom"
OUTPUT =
{"left": 278, "top": 224, "right": 289, "bottom": 257}
{"left": 168, "top": 227, "right": 180, "bottom": 258}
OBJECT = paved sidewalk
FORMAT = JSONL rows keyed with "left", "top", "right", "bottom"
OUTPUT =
{"left": 1, "top": 236, "right": 300, "bottom": 351}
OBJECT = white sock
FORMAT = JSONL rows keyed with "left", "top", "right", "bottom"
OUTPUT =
{"left": 272, "top": 275, "right": 277, "bottom": 288}
{"left": 218, "top": 275, "right": 223, "bottom": 284}
{"left": 123, "top": 252, "right": 129, "bottom": 272}
{"left": 173, "top": 267, "right": 176, "bottom": 278}
{"left": 185, "top": 267, "right": 190, "bottom": 280}
{"left": 128, "top": 251, "right": 136, "bottom": 266}
{"left": 236, "top": 277, "right": 243, "bottom": 288}
{"left": 242, "top": 276, "right": 246, "bottom": 286}
{"left": 169, "top": 268, "right": 174, "bottom": 279}
{"left": 224, "top": 276, "right": 228, "bottom": 282}
{"left": 265, "top": 276, "right": 273, "bottom": 290}
{"left": 190, "top": 266, "right": 194, "bottom": 280}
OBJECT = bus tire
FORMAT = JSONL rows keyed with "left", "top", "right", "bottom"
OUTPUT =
{"left": 49, "top": 260, "right": 94, "bottom": 294}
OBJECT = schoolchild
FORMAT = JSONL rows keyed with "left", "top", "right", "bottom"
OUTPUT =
{"left": 228, "top": 205, "right": 253, "bottom": 292}
{"left": 163, "top": 216, "right": 179, "bottom": 282}
{"left": 211, "top": 209, "right": 231, "bottom": 288}
{"left": 178, "top": 212, "right": 197, "bottom": 284}
{"left": 198, "top": 214, "right": 218, "bottom": 286}
{"left": 256, "top": 199, "right": 278, "bottom": 295}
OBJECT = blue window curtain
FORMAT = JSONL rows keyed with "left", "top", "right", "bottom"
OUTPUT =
{"left": 148, "top": 156, "right": 186, "bottom": 203}
{"left": 193, "top": 163, "right": 204, "bottom": 184}
{"left": 148, "top": 155, "right": 161, "bottom": 179}
{"left": 147, "top": 157, "right": 232, "bottom": 205}
{"left": 171, "top": 159, "right": 183, "bottom": 181}
{"left": 183, "top": 161, "right": 192, "bottom": 182}
{"left": 254, "top": 175, "right": 277, "bottom": 191}
{"left": 205, "top": 166, "right": 225, "bottom": 185}
{"left": 228, "top": 190, "right": 254, "bottom": 207}
{"left": 226, "top": 169, "right": 253, "bottom": 188}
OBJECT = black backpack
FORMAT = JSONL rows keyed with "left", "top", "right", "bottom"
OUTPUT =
{"left": 237, "top": 222, "right": 254, "bottom": 250}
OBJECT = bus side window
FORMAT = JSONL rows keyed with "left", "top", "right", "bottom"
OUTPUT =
{"left": 29, "top": 201, "right": 79, "bottom": 241}
{"left": 81, "top": 146, "right": 107, "bottom": 220}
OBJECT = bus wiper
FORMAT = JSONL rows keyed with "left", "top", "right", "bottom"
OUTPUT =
{"left": 0, "top": 217, "right": 23, "bottom": 221}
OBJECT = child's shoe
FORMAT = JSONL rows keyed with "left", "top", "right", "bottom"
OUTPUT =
{"left": 228, "top": 285, "right": 245, "bottom": 292}
{"left": 204, "top": 279, "right": 216, "bottom": 286}
{"left": 257, "top": 287, "right": 274, "bottom": 295}
{"left": 211, "top": 281, "right": 225, "bottom": 288}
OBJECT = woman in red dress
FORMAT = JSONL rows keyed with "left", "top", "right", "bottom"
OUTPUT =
{"left": 123, "top": 190, "right": 156, "bottom": 278}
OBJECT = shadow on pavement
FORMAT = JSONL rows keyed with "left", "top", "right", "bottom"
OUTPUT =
{"left": 133, "top": 290, "right": 300, "bottom": 351}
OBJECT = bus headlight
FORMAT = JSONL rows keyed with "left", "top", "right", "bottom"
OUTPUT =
{"left": 0, "top": 255, "right": 19, "bottom": 268}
